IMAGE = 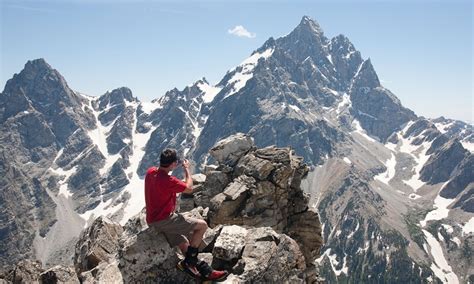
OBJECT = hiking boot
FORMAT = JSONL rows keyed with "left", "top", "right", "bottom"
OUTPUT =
{"left": 177, "top": 260, "right": 201, "bottom": 279}
{"left": 196, "top": 260, "right": 229, "bottom": 282}
{"left": 205, "top": 270, "right": 229, "bottom": 282}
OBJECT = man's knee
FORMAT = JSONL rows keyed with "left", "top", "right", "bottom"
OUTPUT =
{"left": 194, "top": 219, "right": 208, "bottom": 231}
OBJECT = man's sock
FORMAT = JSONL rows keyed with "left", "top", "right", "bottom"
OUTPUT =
{"left": 184, "top": 246, "right": 199, "bottom": 266}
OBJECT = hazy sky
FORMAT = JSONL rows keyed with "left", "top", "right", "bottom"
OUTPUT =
{"left": 1, "top": 0, "right": 472, "bottom": 122}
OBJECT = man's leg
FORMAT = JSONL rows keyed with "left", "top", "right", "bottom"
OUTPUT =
{"left": 189, "top": 219, "right": 207, "bottom": 248}
{"left": 176, "top": 218, "right": 207, "bottom": 254}
{"left": 178, "top": 241, "right": 189, "bottom": 254}
{"left": 175, "top": 219, "right": 228, "bottom": 281}
{"left": 183, "top": 219, "right": 207, "bottom": 267}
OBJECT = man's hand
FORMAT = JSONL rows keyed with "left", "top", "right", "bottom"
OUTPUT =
{"left": 182, "top": 159, "right": 193, "bottom": 193}
{"left": 182, "top": 159, "right": 190, "bottom": 169}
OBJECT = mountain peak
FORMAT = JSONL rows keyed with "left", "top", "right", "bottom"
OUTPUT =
{"left": 3, "top": 58, "right": 70, "bottom": 98}
{"left": 332, "top": 34, "right": 352, "bottom": 47}
{"left": 194, "top": 77, "right": 209, "bottom": 86}
{"left": 330, "top": 34, "right": 358, "bottom": 59}
{"left": 24, "top": 58, "right": 53, "bottom": 72}
{"left": 297, "top": 16, "right": 324, "bottom": 36}
{"left": 20, "top": 58, "right": 60, "bottom": 83}
{"left": 107, "top": 87, "right": 136, "bottom": 103}
{"left": 354, "top": 58, "right": 380, "bottom": 88}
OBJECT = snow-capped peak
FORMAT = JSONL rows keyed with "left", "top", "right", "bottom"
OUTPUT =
{"left": 222, "top": 47, "right": 274, "bottom": 100}
{"left": 197, "top": 81, "right": 222, "bottom": 103}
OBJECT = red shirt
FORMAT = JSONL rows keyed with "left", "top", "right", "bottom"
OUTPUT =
{"left": 145, "top": 167, "right": 187, "bottom": 224}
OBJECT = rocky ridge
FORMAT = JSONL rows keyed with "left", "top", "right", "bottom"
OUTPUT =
{"left": 1, "top": 134, "right": 323, "bottom": 283}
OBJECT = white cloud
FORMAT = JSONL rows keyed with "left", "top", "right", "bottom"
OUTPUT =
{"left": 228, "top": 25, "right": 256, "bottom": 38}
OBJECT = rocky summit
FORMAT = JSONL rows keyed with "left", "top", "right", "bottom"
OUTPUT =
{"left": 1, "top": 134, "right": 323, "bottom": 283}
{"left": 0, "top": 15, "right": 473, "bottom": 283}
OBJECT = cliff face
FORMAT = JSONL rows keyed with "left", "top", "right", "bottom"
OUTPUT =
{"left": 1, "top": 134, "right": 323, "bottom": 283}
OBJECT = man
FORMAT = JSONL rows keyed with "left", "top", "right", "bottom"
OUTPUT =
{"left": 145, "top": 148, "right": 228, "bottom": 281}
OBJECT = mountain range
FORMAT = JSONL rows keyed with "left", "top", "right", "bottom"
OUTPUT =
{"left": 0, "top": 16, "right": 472, "bottom": 283}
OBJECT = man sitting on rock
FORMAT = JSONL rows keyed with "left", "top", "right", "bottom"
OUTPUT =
{"left": 145, "top": 148, "right": 228, "bottom": 281}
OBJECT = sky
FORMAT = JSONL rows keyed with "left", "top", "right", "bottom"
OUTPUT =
{"left": 1, "top": 0, "right": 473, "bottom": 123}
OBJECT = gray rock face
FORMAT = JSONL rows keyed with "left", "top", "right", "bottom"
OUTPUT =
{"left": 94, "top": 87, "right": 137, "bottom": 155}
{"left": 453, "top": 187, "right": 474, "bottom": 213}
{"left": 213, "top": 225, "right": 248, "bottom": 262}
{"left": 192, "top": 17, "right": 351, "bottom": 167}
{"left": 2, "top": 59, "right": 95, "bottom": 143}
{"left": 329, "top": 34, "right": 363, "bottom": 90}
{"left": 68, "top": 208, "right": 312, "bottom": 283}
{"left": 118, "top": 225, "right": 186, "bottom": 283}
{"left": 440, "top": 154, "right": 474, "bottom": 206}
{"left": 420, "top": 139, "right": 468, "bottom": 184}
{"left": 40, "top": 265, "right": 79, "bottom": 283}
{"left": 0, "top": 56, "right": 159, "bottom": 267}
{"left": 192, "top": 170, "right": 230, "bottom": 209}
{"left": 201, "top": 136, "right": 322, "bottom": 270}
{"left": 349, "top": 60, "right": 416, "bottom": 142}
{"left": 399, "top": 118, "right": 474, "bottom": 211}
{"left": 218, "top": 226, "right": 307, "bottom": 283}
{"left": 0, "top": 59, "right": 99, "bottom": 267}
{"left": 2, "top": 259, "right": 43, "bottom": 283}
{"left": 1, "top": 259, "right": 79, "bottom": 283}
{"left": 74, "top": 216, "right": 123, "bottom": 275}
{"left": 209, "top": 133, "right": 254, "bottom": 166}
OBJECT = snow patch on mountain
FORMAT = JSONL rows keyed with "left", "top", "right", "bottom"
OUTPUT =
{"left": 422, "top": 230, "right": 459, "bottom": 284}
{"left": 85, "top": 99, "right": 121, "bottom": 175}
{"left": 395, "top": 124, "right": 432, "bottom": 191}
{"left": 140, "top": 101, "right": 163, "bottom": 114}
{"left": 120, "top": 111, "right": 158, "bottom": 225}
{"left": 316, "top": 248, "right": 348, "bottom": 277}
{"left": 460, "top": 138, "right": 474, "bottom": 152}
{"left": 336, "top": 93, "right": 351, "bottom": 114}
{"left": 434, "top": 122, "right": 454, "bottom": 134}
{"left": 80, "top": 198, "right": 118, "bottom": 227}
{"left": 50, "top": 165, "right": 77, "bottom": 198}
{"left": 420, "top": 184, "right": 456, "bottom": 227}
{"left": 223, "top": 48, "right": 274, "bottom": 100}
{"left": 289, "top": 104, "right": 301, "bottom": 112}
{"left": 375, "top": 152, "right": 396, "bottom": 184}
{"left": 197, "top": 81, "right": 222, "bottom": 103}
{"left": 351, "top": 119, "right": 377, "bottom": 142}
{"left": 462, "top": 217, "right": 474, "bottom": 236}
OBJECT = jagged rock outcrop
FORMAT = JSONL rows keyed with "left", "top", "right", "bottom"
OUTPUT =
{"left": 74, "top": 216, "right": 123, "bottom": 275}
{"left": 209, "top": 133, "right": 255, "bottom": 166}
{"left": 349, "top": 59, "right": 416, "bottom": 142}
{"left": 215, "top": 226, "right": 307, "bottom": 282}
{"left": 0, "top": 59, "right": 94, "bottom": 267}
{"left": 70, "top": 208, "right": 313, "bottom": 283}
{"left": 420, "top": 139, "right": 469, "bottom": 184}
{"left": 4, "top": 135, "right": 322, "bottom": 283}
{"left": 1, "top": 260, "right": 43, "bottom": 283}
{"left": 0, "top": 259, "right": 78, "bottom": 283}
{"left": 199, "top": 133, "right": 323, "bottom": 266}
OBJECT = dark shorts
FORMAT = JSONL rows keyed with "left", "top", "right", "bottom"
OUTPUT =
{"left": 148, "top": 213, "right": 199, "bottom": 247}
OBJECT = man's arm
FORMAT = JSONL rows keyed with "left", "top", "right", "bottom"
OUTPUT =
{"left": 182, "top": 159, "right": 194, "bottom": 194}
